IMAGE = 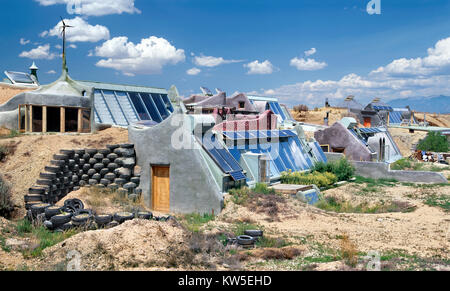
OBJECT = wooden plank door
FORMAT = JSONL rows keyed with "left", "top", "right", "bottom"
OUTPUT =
{"left": 152, "top": 166, "right": 170, "bottom": 212}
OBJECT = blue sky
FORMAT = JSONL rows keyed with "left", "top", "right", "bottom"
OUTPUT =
{"left": 1, "top": 0, "right": 450, "bottom": 107}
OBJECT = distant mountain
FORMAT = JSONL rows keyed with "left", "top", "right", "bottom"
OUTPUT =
{"left": 388, "top": 95, "right": 450, "bottom": 114}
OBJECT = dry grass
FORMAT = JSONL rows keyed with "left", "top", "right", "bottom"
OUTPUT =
{"left": 340, "top": 234, "right": 358, "bottom": 267}
{"left": 251, "top": 247, "right": 304, "bottom": 260}
{"left": 83, "top": 186, "right": 146, "bottom": 215}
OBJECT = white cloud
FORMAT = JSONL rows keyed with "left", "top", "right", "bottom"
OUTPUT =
{"left": 244, "top": 60, "right": 275, "bottom": 75}
{"left": 34, "top": 0, "right": 140, "bottom": 17}
{"left": 193, "top": 55, "right": 243, "bottom": 67}
{"left": 47, "top": 70, "right": 57, "bottom": 74}
{"left": 69, "top": 44, "right": 77, "bottom": 49}
{"left": 20, "top": 38, "right": 30, "bottom": 45}
{"left": 290, "top": 57, "right": 327, "bottom": 71}
{"left": 255, "top": 37, "right": 450, "bottom": 107}
{"left": 304, "top": 47, "right": 317, "bottom": 57}
{"left": 41, "top": 17, "right": 110, "bottom": 43}
{"left": 19, "top": 44, "right": 58, "bottom": 60}
{"left": 186, "top": 67, "right": 201, "bottom": 75}
{"left": 371, "top": 36, "right": 450, "bottom": 77}
{"left": 94, "top": 36, "right": 185, "bottom": 75}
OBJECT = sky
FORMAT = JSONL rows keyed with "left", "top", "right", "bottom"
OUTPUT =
{"left": 1, "top": 0, "right": 450, "bottom": 107}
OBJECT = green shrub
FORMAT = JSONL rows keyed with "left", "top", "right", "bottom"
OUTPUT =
{"left": 182, "top": 213, "right": 215, "bottom": 232}
{"left": 390, "top": 158, "right": 413, "bottom": 170}
{"left": 311, "top": 158, "right": 354, "bottom": 181}
{"left": 16, "top": 219, "right": 33, "bottom": 235}
{"left": 280, "top": 170, "right": 337, "bottom": 187}
{"left": 416, "top": 132, "right": 449, "bottom": 152}
{"left": 0, "top": 175, "right": 14, "bottom": 218}
{"left": 229, "top": 187, "right": 251, "bottom": 205}
{"left": 252, "top": 183, "right": 276, "bottom": 195}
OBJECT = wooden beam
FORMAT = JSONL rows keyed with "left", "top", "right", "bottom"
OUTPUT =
{"left": 77, "top": 108, "right": 82, "bottom": 133}
{"left": 29, "top": 105, "right": 33, "bottom": 132}
{"left": 60, "top": 107, "right": 65, "bottom": 133}
{"left": 42, "top": 106, "right": 47, "bottom": 133}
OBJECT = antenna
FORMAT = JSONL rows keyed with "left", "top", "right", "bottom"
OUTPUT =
{"left": 59, "top": 16, "right": 74, "bottom": 72}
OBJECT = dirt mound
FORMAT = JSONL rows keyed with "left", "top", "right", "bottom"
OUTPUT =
{"left": 291, "top": 107, "right": 357, "bottom": 126}
{"left": 39, "top": 219, "right": 189, "bottom": 271}
{"left": 0, "top": 127, "right": 129, "bottom": 217}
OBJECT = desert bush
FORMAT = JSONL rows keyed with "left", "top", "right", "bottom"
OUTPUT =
{"left": 340, "top": 234, "right": 358, "bottom": 267}
{"left": 182, "top": 213, "right": 215, "bottom": 232}
{"left": 416, "top": 132, "right": 449, "bottom": 152}
{"left": 311, "top": 158, "right": 354, "bottom": 181}
{"left": 0, "top": 174, "right": 14, "bottom": 218}
{"left": 229, "top": 187, "right": 251, "bottom": 205}
{"left": 280, "top": 170, "right": 337, "bottom": 187}
{"left": 293, "top": 104, "right": 309, "bottom": 112}
{"left": 252, "top": 183, "right": 276, "bottom": 195}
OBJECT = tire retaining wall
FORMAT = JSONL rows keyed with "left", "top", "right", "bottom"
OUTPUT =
{"left": 24, "top": 144, "right": 141, "bottom": 210}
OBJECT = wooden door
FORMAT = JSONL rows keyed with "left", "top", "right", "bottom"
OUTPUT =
{"left": 363, "top": 117, "right": 371, "bottom": 128}
{"left": 152, "top": 166, "right": 170, "bottom": 212}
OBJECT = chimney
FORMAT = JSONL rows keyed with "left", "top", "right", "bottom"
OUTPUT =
{"left": 29, "top": 62, "right": 38, "bottom": 81}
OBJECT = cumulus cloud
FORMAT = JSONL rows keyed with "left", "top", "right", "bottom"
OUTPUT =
{"left": 94, "top": 36, "right": 185, "bottom": 75}
{"left": 371, "top": 36, "right": 450, "bottom": 77}
{"left": 244, "top": 60, "right": 275, "bottom": 75}
{"left": 20, "top": 38, "right": 30, "bottom": 45}
{"left": 186, "top": 67, "right": 201, "bottom": 75}
{"left": 41, "top": 17, "right": 110, "bottom": 43}
{"left": 193, "top": 55, "right": 243, "bottom": 67}
{"left": 19, "top": 44, "right": 58, "bottom": 60}
{"left": 255, "top": 37, "right": 450, "bottom": 107}
{"left": 47, "top": 70, "right": 57, "bottom": 74}
{"left": 304, "top": 47, "right": 317, "bottom": 57}
{"left": 290, "top": 57, "right": 327, "bottom": 71}
{"left": 34, "top": 0, "right": 140, "bottom": 17}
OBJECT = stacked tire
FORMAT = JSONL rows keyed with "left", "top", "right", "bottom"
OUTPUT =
{"left": 25, "top": 144, "right": 142, "bottom": 210}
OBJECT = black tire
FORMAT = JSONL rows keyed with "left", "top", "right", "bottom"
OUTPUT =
{"left": 29, "top": 186, "right": 46, "bottom": 194}
{"left": 50, "top": 212, "right": 72, "bottom": 227}
{"left": 60, "top": 149, "right": 75, "bottom": 157}
{"left": 24, "top": 194, "right": 43, "bottom": 203}
{"left": 45, "top": 166, "right": 61, "bottom": 173}
{"left": 114, "top": 178, "right": 127, "bottom": 186}
{"left": 102, "top": 158, "right": 110, "bottom": 166}
{"left": 107, "top": 163, "right": 118, "bottom": 171}
{"left": 45, "top": 205, "right": 63, "bottom": 219}
{"left": 50, "top": 160, "right": 66, "bottom": 167}
{"left": 93, "top": 153, "right": 104, "bottom": 160}
{"left": 82, "top": 153, "right": 91, "bottom": 160}
{"left": 244, "top": 230, "right": 264, "bottom": 237}
{"left": 106, "top": 221, "right": 119, "bottom": 229}
{"left": 88, "top": 158, "right": 97, "bottom": 165}
{"left": 113, "top": 212, "right": 134, "bottom": 223}
{"left": 31, "top": 203, "right": 50, "bottom": 217}
{"left": 130, "top": 177, "right": 140, "bottom": 185}
{"left": 53, "top": 154, "right": 69, "bottom": 161}
{"left": 100, "top": 179, "right": 110, "bottom": 186}
{"left": 237, "top": 235, "right": 255, "bottom": 246}
{"left": 44, "top": 220, "right": 54, "bottom": 230}
{"left": 107, "top": 183, "right": 119, "bottom": 191}
{"left": 85, "top": 149, "right": 98, "bottom": 156}
{"left": 92, "top": 173, "right": 101, "bottom": 181}
{"left": 99, "top": 148, "right": 111, "bottom": 155}
{"left": 71, "top": 213, "right": 93, "bottom": 226}
{"left": 93, "top": 163, "right": 104, "bottom": 171}
{"left": 137, "top": 211, "right": 153, "bottom": 220}
{"left": 74, "top": 149, "right": 85, "bottom": 155}
{"left": 107, "top": 153, "right": 118, "bottom": 160}
{"left": 120, "top": 143, "right": 134, "bottom": 149}
{"left": 95, "top": 214, "right": 112, "bottom": 226}
{"left": 58, "top": 222, "right": 74, "bottom": 231}
{"left": 106, "top": 144, "right": 120, "bottom": 150}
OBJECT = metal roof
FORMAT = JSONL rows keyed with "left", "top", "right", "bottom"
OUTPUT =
{"left": 77, "top": 80, "right": 167, "bottom": 94}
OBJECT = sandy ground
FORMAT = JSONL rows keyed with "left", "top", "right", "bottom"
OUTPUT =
{"left": 291, "top": 107, "right": 353, "bottom": 127}
{"left": 388, "top": 128, "right": 428, "bottom": 157}
{"left": 0, "top": 127, "right": 129, "bottom": 217}
{"left": 214, "top": 183, "right": 450, "bottom": 263}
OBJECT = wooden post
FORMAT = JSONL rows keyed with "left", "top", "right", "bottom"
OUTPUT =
{"left": 29, "top": 105, "right": 33, "bottom": 132}
{"left": 24, "top": 105, "right": 28, "bottom": 132}
{"left": 77, "top": 108, "right": 82, "bottom": 133}
{"left": 42, "top": 106, "right": 47, "bottom": 133}
{"left": 60, "top": 107, "right": 65, "bottom": 133}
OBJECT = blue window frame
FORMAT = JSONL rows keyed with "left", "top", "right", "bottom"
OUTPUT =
{"left": 128, "top": 92, "right": 151, "bottom": 120}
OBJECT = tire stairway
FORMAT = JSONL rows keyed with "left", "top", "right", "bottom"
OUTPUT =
{"left": 24, "top": 143, "right": 141, "bottom": 210}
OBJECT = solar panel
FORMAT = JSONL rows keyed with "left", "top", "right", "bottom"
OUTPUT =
{"left": 389, "top": 111, "right": 403, "bottom": 124}
{"left": 229, "top": 171, "right": 246, "bottom": 181}
{"left": 5, "top": 71, "right": 35, "bottom": 84}
{"left": 199, "top": 135, "right": 245, "bottom": 181}
{"left": 200, "top": 87, "right": 213, "bottom": 96}
{"left": 359, "top": 128, "right": 382, "bottom": 134}
{"left": 373, "top": 105, "right": 393, "bottom": 111}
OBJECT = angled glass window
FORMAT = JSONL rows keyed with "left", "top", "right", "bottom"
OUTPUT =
{"left": 161, "top": 94, "right": 174, "bottom": 113}
{"left": 128, "top": 92, "right": 151, "bottom": 120}
{"left": 94, "top": 90, "right": 114, "bottom": 125}
{"left": 151, "top": 93, "right": 169, "bottom": 119}
{"left": 115, "top": 91, "right": 139, "bottom": 124}
{"left": 101, "top": 90, "right": 128, "bottom": 126}
{"left": 140, "top": 93, "right": 162, "bottom": 122}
